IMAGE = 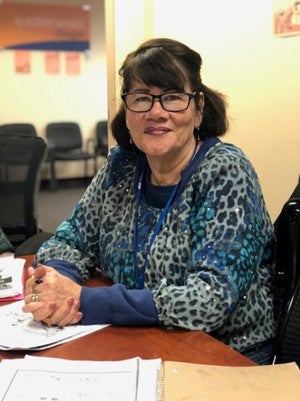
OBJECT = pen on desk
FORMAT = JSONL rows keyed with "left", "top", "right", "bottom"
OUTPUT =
{"left": 31, "top": 260, "right": 43, "bottom": 270}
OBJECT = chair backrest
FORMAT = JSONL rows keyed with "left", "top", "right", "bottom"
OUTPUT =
{"left": 0, "top": 123, "right": 37, "bottom": 137}
{"left": 46, "top": 122, "right": 83, "bottom": 151}
{"left": 273, "top": 276, "right": 300, "bottom": 366}
{"left": 272, "top": 184, "right": 300, "bottom": 365}
{"left": 273, "top": 191, "right": 300, "bottom": 319}
{"left": 96, "top": 120, "right": 108, "bottom": 152}
{"left": 0, "top": 136, "right": 46, "bottom": 247}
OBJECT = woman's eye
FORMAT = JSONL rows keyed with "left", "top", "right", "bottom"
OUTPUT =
{"left": 164, "top": 94, "right": 181, "bottom": 102}
{"left": 135, "top": 95, "right": 151, "bottom": 103}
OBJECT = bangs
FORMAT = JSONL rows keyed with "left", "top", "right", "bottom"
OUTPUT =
{"left": 122, "top": 47, "right": 187, "bottom": 93}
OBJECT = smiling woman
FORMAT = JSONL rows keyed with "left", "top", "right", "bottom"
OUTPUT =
{"left": 23, "top": 38, "right": 275, "bottom": 366}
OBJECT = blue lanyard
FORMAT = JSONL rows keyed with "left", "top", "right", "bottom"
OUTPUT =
{"left": 133, "top": 170, "right": 180, "bottom": 289}
{"left": 133, "top": 141, "right": 200, "bottom": 289}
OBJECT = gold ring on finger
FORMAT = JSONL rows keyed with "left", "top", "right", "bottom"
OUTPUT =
{"left": 30, "top": 293, "right": 39, "bottom": 302}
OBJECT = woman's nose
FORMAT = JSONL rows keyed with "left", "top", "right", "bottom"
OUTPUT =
{"left": 147, "top": 98, "right": 168, "bottom": 117}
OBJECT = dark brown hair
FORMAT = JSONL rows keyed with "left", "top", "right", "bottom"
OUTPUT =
{"left": 111, "top": 38, "right": 228, "bottom": 151}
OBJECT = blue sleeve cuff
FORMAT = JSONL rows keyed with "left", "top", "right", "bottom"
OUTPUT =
{"left": 80, "top": 284, "right": 158, "bottom": 326}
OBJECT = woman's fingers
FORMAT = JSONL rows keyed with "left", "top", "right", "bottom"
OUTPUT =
{"left": 69, "top": 311, "right": 83, "bottom": 325}
{"left": 34, "top": 264, "right": 53, "bottom": 280}
{"left": 27, "top": 266, "right": 35, "bottom": 277}
{"left": 23, "top": 264, "right": 82, "bottom": 326}
{"left": 24, "top": 264, "right": 51, "bottom": 295}
{"left": 22, "top": 300, "right": 56, "bottom": 321}
{"left": 22, "top": 294, "right": 83, "bottom": 326}
{"left": 48, "top": 298, "right": 82, "bottom": 327}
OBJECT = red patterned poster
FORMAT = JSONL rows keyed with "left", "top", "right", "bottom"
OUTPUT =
{"left": 274, "top": 0, "right": 300, "bottom": 36}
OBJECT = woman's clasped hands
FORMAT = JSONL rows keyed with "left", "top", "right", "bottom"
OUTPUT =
{"left": 22, "top": 264, "right": 83, "bottom": 327}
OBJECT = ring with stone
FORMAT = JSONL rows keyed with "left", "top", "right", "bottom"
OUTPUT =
{"left": 30, "top": 293, "right": 39, "bottom": 302}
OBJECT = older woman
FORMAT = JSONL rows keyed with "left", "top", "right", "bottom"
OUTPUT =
{"left": 23, "top": 38, "right": 275, "bottom": 364}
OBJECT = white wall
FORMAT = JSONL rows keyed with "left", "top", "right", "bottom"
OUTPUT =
{"left": 0, "top": 0, "right": 107, "bottom": 179}
{"left": 150, "top": 0, "right": 300, "bottom": 221}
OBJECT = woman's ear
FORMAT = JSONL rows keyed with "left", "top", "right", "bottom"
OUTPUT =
{"left": 195, "top": 92, "right": 204, "bottom": 128}
{"left": 199, "top": 92, "right": 205, "bottom": 114}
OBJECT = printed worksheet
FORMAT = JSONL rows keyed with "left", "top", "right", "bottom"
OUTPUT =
{"left": 0, "top": 301, "right": 108, "bottom": 350}
{"left": 0, "top": 256, "right": 25, "bottom": 301}
{"left": 0, "top": 356, "right": 161, "bottom": 401}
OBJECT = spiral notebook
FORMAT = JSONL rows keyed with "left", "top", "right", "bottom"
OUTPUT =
{"left": 161, "top": 360, "right": 300, "bottom": 401}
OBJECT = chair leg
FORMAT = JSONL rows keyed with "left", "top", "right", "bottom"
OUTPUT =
{"left": 94, "top": 155, "right": 98, "bottom": 175}
{"left": 49, "top": 160, "right": 57, "bottom": 191}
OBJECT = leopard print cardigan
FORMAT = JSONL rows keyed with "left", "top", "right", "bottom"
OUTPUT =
{"left": 36, "top": 141, "right": 276, "bottom": 352}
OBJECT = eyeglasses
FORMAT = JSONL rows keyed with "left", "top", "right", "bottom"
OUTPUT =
{"left": 121, "top": 91, "right": 197, "bottom": 113}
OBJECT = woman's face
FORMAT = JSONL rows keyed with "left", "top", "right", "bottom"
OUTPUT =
{"left": 125, "top": 83, "right": 203, "bottom": 159}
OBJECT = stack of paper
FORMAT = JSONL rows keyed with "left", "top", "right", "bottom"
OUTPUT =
{"left": 0, "top": 356, "right": 161, "bottom": 401}
{"left": 0, "top": 300, "right": 109, "bottom": 350}
{"left": 0, "top": 256, "right": 25, "bottom": 301}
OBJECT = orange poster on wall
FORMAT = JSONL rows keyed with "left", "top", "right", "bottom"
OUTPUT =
{"left": 65, "top": 52, "right": 80, "bottom": 75}
{"left": 14, "top": 50, "right": 31, "bottom": 74}
{"left": 45, "top": 51, "right": 60, "bottom": 74}
{"left": 0, "top": 3, "right": 90, "bottom": 51}
{"left": 65, "top": 52, "right": 80, "bottom": 76}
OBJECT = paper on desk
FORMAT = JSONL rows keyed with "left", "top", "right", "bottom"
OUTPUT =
{"left": 0, "top": 356, "right": 161, "bottom": 401}
{"left": 0, "top": 256, "right": 25, "bottom": 301}
{"left": 0, "top": 300, "right": 108, "bottom": 350}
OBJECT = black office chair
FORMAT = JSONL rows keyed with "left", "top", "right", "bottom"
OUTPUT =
{"left": 272, "top": 183, "right": 300, "bottom": 366}
{"left": 0, "top": 136, "right": 47, "bottom": 248}
{"left": 46, "top": 122, "right": 94, "bottom": 191}
{"left": 272, "top": 276, "right": 300, "bottom": 367}
{"left": 87, "top": 121, "right": 109, "bottom": 174}
{"left": 0, "top": 123, "right": 37, "bottom": 137}
{"left": 14, "top": 231, "right": 54, "bottom": 256}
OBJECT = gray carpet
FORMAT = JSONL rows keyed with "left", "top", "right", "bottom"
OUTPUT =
{"left": 36, "top": 183, "right": 88, "bottom": 234}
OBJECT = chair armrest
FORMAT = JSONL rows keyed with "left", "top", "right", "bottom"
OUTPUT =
{"left": 46, "top": 139, "right": 56, "bottom": 161}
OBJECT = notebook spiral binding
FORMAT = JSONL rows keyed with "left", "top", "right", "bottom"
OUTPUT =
{"left": 156, "top": 362, "right": 165, "bottom": 401}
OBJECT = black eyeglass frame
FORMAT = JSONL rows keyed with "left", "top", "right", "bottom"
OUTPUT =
{"left": 121, "top": 91, "right": 198, "bottom": 113}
